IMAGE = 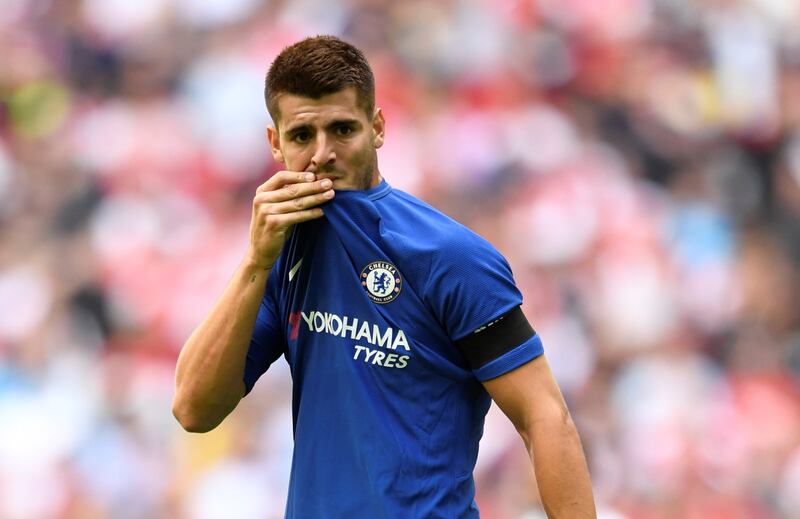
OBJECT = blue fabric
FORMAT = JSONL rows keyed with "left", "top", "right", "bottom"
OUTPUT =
{"left": 244, "top": 179, "right": 542, "bottom": 518}
{"left": 473, "top": 334, "right": 544, "bottom": 381}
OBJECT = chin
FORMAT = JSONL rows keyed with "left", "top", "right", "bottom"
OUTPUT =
{"left": 330, "top": 178, "right": 350, "bottom": 190}
{"left": 326, "top": 171, "right": 373, "bottom": 191}
{"left": 332, "top": 178, "right": 363, "bottom": 190}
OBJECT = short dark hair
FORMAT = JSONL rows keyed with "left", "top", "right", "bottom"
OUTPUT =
{"left": 265, "top": 35, "right": 375, "bottom": 125}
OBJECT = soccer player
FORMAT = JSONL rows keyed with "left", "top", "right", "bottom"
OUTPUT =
{"left": 173, "top": 36, "right": 596, "bottom": 518}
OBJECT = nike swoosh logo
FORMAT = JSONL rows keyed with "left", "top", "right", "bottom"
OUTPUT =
{"left": 288, "top": 258, "right": 303, "bottom": 281}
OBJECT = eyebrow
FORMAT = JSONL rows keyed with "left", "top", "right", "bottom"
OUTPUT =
{"left": 284, "top": 124, "right": 312, "bottom": 138}
{"left": 328, "top": 118, "right": 361, "bottom": 129}
{"left": 284, "top": 119, "right": 362, "bottom": 137}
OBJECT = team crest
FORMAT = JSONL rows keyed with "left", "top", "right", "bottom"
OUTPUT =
{"left": 361, "top": 261, "right": 402, "bottom": 304}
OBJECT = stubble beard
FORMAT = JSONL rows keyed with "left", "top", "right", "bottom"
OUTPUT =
{"left": 314, "top": 143, "right": 378, "bottom": 190}
{"left": 357, "top": 154, "right": 377, "bottom": 190}
{"left": 353, "top": 146, "right": 378, "bottom": 190}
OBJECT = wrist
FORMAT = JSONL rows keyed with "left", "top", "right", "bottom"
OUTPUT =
{"left": 242, "top": 251, "right": 275, "bottom": 272}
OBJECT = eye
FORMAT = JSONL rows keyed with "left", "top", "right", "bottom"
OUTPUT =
{"left": 335, "top": 126, "right": 354, "bottom": 136}
{"left": 292, "top": 130, "right": 311, "bottom": 143}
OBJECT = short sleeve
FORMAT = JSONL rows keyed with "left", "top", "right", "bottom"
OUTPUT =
{"left": 426, "top": 232, "right": 543, "bottom": 381}
{"left": 243, "top": 266, "right": 286, "bottom": 395}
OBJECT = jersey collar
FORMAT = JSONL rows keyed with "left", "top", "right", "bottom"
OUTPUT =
{"left": 364, "top": 178, "right": 392, "bottom": 201}
{"left": 329, "top": 178, "right": 392, "bottom": 201}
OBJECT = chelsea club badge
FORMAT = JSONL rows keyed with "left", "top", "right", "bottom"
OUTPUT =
{"left": 361, "top": 261, "right": 402, "bottom": 304}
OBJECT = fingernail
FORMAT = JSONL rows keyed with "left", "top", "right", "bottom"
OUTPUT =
{"left": 321, "top": 179, "right": 332, "bottom": 188}
{"left": 305, "top": 173, "right": 315, "bottom": 181}
{"left": 324, "top": 190, "right": 335, "bottom": 198}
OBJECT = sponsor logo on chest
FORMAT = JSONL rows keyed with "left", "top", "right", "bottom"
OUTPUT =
{"left": 290, "top": 310, "right": 411, "bottom": 369}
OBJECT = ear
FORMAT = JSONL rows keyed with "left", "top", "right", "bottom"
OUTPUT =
{"left": 267, "top": 126, "right": 284, "bottom": 163}
{"left": 372, "top": 108, "right": 385, "bottom": 149}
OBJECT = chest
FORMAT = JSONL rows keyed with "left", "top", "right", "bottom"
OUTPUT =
{"left": 277, "top": 225, "right": 469, "bottom": 386}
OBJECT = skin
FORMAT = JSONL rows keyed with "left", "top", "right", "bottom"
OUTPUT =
{"left": 267, "top": 87, "right": 385, "bottom": 192}
{"left": 483, "top": 356, "right": 597, "bottom": 518}
{"left": 173, "top": 85, "right": 595, "bottom": 518}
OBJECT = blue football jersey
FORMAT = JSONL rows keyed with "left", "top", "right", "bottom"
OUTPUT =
{"left": 244, "top": 179, "right": 544, "bottom": 518}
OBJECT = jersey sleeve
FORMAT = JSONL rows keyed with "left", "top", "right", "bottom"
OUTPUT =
{"left": 426, "top": 231, "right": 543, "bottom": 381}
{"left": 243, "top": 265, "right": 287, "bottom": 395}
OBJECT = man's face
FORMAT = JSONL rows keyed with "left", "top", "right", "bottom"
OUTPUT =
{"left": 268, "top": 87, "right": 385, "bottom": 191}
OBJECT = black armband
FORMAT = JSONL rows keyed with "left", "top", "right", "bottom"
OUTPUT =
{"left": 454, "top": 306, "right": 536, "bottom": 370}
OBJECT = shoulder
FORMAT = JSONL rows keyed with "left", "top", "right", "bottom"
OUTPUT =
{"left": 382, "top": 190, "right": 512, "bottom": 294}
{"left": 381, "top": 188, "right": 499, "bottom": 258}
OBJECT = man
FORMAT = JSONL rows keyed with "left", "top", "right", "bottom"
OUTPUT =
{"left": 173, "top": 36, "right": 596, "bottom": 518}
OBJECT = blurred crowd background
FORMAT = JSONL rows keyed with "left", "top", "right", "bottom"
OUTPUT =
{"left": 2, "top": 0, "right": 800, "bottom": 517}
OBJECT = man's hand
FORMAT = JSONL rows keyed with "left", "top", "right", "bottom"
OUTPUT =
{"left": 173, "top": 169, "right": 334, "bottom": 433}
{"left": 247, "top": 171, "right": 335, "bottom": 269}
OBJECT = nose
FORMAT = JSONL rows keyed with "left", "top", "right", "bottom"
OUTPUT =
{"left": 308, "top": 133, "right": 336, "bottom": 172}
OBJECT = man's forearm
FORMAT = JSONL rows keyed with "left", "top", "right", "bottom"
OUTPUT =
{"left": 172, "top": 258, "right": 270, "bottom": 432}
{"left": 526, "top": 412, "right": 596, "bottom": 518}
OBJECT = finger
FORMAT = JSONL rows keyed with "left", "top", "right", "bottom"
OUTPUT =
{"left": 256, "top": 178, "right": 333, "bottom": 204}
{"left": 270, "top": 207, "right": 326, "bottom": 227}
{"left": 260, "top": 190, "right": 335, "bottom": 214}
{"left": 256, "top": 171, "right": 316, "bottom": 193}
